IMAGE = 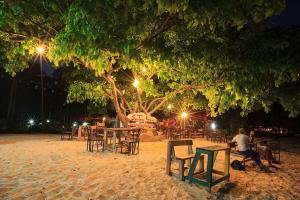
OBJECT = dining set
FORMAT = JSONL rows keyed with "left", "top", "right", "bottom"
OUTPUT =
{"left": 163, "top": 127, "right": 205, "bottom": 140}
{"left": 83, "top": 126, "right": 141, "bottom": 155}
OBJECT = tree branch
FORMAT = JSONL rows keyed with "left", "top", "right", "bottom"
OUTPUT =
{"left": 146, "top": 97, "right": 164, "bottom": 111}
{"left": 136, "top": 13, "right": 178, "bottom": 49}
{"left": 148, "top": 85, "right": 205, "bottom": 114}
{"left": 137, "top": 89, "right": 150, "bottom": 114}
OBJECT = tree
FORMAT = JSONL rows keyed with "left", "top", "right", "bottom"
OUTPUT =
{"left": 1, "top": 0, "right": 299, "bottom": 126}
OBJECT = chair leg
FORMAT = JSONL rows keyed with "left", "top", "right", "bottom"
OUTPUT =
{"left": 178, "top": 160, "right": 185, "bottom": 181}
{"left": 128, "top": 143, "right": 132, "bottom": 155}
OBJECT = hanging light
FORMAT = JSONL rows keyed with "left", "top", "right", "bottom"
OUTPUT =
{"left": 36, "top": 46, "right": 45, "bottom": 54}
{"left": 181, "top": 112, "right": 188, "bottom": 118}
{"left": 133, "top": 79, "right": 139, "bottom": 88}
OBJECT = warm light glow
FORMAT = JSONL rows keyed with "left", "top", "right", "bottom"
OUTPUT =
{"left": 103, "top": 117, "right": 106, "bottom": 121}
{"left": 46, "top": 119, "right": 50, "bottom": 123}
{"left": 142, "top": 67, "right": 147, "bottom": 72}
{"left": 133, "top": 79, "right": 139, "bottom": 88}
{"left": 181, "top": 112, "right": 188, "bottom": 118}
{"left": 167, "top": 104, "right": 173, "bottom": 110}
{"left": 211, "top": 122, "right": 217, "bottom": 130}
{"left": 36, "top": 46, "right": 45, "bottom": 54}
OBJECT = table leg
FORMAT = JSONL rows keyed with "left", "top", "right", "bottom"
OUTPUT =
{"left": 103, "top": 130, "right": 107, "bottom": 151}
{"left": 113, "top": 131, "right": 116, "bottom": 153}
{"left": 78, "top": 127, "right": 82, "bottom": 140}
{"left": 224, "top": 149, "right": 230, "bottom": 177}
{"left": 206, "top": 151, "right": 213, "bottom": 191}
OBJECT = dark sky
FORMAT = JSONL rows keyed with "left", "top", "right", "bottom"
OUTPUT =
{"left": 272, "top": 0, "right": 300, "bottom": 25}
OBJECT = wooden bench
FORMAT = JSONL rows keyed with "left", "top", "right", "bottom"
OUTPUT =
{"left": 166, "top": 140, "right": 204, "bottom": 181}
{"left": 227, "top": 142, "right": 252, "bottom": 167}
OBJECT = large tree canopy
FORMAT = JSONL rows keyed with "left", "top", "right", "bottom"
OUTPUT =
{"left": 1, "top": 0, "right": 299, "bottom": 125}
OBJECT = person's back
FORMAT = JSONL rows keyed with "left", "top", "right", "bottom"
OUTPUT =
{"left": 232, "top": 133, "right": 249, "bottom": 152}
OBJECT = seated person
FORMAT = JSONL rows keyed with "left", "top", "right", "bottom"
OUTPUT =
{"left": 249, "top": 130, "right": 280, "bottom": 168}
{"left": 232, "top": 128, "right": 266, "bottom": 171}
{"left": 249, "top": 130, "right": 255, "bottom": 143}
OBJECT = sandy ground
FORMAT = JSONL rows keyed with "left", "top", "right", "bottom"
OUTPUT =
{"left": 0, "top": 134, "right": 299, "bottom": 200}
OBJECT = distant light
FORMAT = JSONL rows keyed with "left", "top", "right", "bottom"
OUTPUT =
{"left": 103, "top": 117, "right": 106, "bottom": 121}
{"left": 142, "top": 67, "right": 147, "bottom": 72}
{"left": 211, "top": 122, "right": 216, "bottom": 130}
{"left": 36, "top": 46, "right": 45, "bottom": 54}
{"left": 82, "top": 122, "right": 88, "bottom": 126}
{"left": 73, "top": 122, "right": 78, "bottom": 127}
{"left": 133, "top": 79, "right": 139, "bottom": 88}
{"left": 167, "top": 104, "right": 173, "bottom": 110}
{"left": 46, "top": 119, "right": 50, "bottom": 123}
{"left": 181, "top": 112, "right": 188, "bottom": 118}
{"left": 28, "top": 119, "right": 35, "bottom": 125}
{"left": 39, "top": 122, "right": 42, "bottom": 125}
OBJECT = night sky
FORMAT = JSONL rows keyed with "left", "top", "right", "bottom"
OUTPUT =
{"left": 272, "top": 0, "right": 300, "bottom": 26}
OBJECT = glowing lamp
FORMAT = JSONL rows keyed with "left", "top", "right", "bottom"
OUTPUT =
{"left": 36, "top": 46, "right": 45, "bottom": 54}
{"left": 167, "top": 104, "right": 173, "bottom": 110}
{"left": 133, "top": 79, "right": 139, "bottom": 88}
{"left": 46, "top": 119, "right": 50, "bottom": 123}
{"left": 29, "top": 119, "right": 35, "bottom": 125}
{"left": 211, "top": 122, "right": 217, "bottom": 130}
{"left": 181, "top": 112, "right": 188, "bottom": 118}
{"left": 82, "top": 122, "right": 88, "bottom": 126}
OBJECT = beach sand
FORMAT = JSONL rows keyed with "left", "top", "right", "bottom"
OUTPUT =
{"left": 0, "top": 134, "right": 299, "bottom": 200}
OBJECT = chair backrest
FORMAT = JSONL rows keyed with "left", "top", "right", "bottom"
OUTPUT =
{"left": 130, "top": 128, "right": 141, "bottom": 141}
{"left": 83, "top": 126, "right": 92, "bottom": 138}
{"left": 72, "top": 127, "right": 78, "bottom": 135}
{"left": 167, "top": 140, "right": 193, "bottom": 160}
{"left": 227, "top": 141, "right": 239, "bottom": 153}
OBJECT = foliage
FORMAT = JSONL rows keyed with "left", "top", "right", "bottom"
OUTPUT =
{"left": 1, "top": 0, "right": 299, "bottom": 124}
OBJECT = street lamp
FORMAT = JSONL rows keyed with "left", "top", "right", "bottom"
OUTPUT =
{"left": 181, "top": 111, "right": 188, "bottom": 129}
{"left": 36, "top": 46, "right": 45, "bottom": 128}
{"left": 28, "top": 119, "right": 35, "bottom": 126}
{"left": 211, "top": 122, "right": 217, "bottom": 130}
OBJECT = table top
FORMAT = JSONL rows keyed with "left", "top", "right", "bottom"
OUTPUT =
{"left": 196, "top": 145, "right": 229, "bottom": 151}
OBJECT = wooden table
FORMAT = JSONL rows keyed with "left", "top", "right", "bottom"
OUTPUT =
{"left": 186, "top": 145, "right": 230, "bottom": 192}
{"left": 101, "top": 127, "right": 141, "bottom": 153}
